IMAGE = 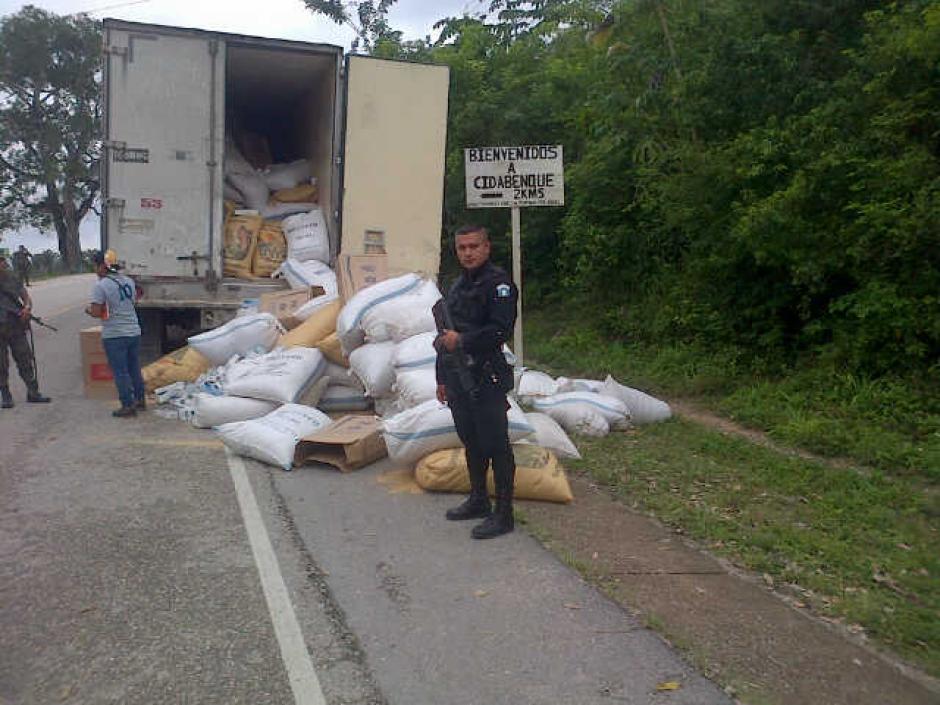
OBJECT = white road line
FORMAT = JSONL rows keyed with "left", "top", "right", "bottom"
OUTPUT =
{"left": 225, "top": 448, "right": 327, "bottom": 705}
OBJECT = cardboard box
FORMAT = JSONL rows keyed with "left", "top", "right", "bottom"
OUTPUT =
{"left": 259, "top": 286, "right": 325, "bottom": 328}
{"left": 336, "top": 254, "right": 388, "bottom": 301}
{"left": 294, "top": 415, "right": 387, "bottom": 472}
{"left": 80, "top": 326, "right": 118, "bottom": 400}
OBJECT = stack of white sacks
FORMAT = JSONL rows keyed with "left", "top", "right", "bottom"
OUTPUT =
{"left": 154, "top": 267, "right": 673, "bottom": 474}
{"left": 224, "top": 136, "right": 337, "bottom": 297}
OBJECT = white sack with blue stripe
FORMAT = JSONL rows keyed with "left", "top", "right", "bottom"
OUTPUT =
{"left": 187, "top": 312, "right": 281, "bottom": 366}
{"left": 361, "top": 279, "right": 441, "bottom": 344}
{"left": 531, "top": 391, "right": 631, "bottom": 437}
{"left": 600, "top": 375, "right": 672, "bottom": 424}
{"left": 222, "top": 347, "right": 327, "bottom": 404}
{"left": 394, "top": 368, "right": 439, "bottom": 409}
{"left": 382, "top": 398, "right": 535, "bottom": 465}
{"left": 393, "top": 332, "right": 438, "bottom": 372}
{"left": 192, "top": 393, "right": 279, "bottom": 429}
{"left": 348, "top": 341, "right": 396, "bottom": 398}
{"left": 216, "top": 403, "right": 331, "bottom": 471}
{"left": 273, "top": 258, "right": 338, "bottom": 296}
{"left": 282, "top": 208, "right": 330, "bottom": 263}
{"left": 336, "top": 273, "right": 422, "bottom": 353}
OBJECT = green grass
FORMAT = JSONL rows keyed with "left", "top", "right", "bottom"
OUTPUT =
{"left": 524, "top": 305, "right": 940, "bottom": 675}
{"left": 567, "top": 421, "right": 940, "bottom": 676}
{"left": 525, "top": 308, "right": 940, "bottom": 480}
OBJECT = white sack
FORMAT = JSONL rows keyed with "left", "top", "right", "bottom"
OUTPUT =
{"left": 394, "top": 368, "right": 439, "bottom": 409}
{"left": 382, "top": 398, "right": 534, "bottom": 465}
{"left": 216, "top": 403, "right": 331, "bottom": 470}
{"left": 262, "top": 160, "right": 312, "bottom": 191}
{"left": 226, "top": 170, "right": 269, "bottom": 211}
{"left": 261, "top": 201, "right": 319, "bottom": 220}
{"left": 531, "top": 391, "right": 630, "bottom": 437}
{"left": 192, "top": 393, "right": 278, "bottom": 429}
{"left": 224, "top": 136, "right": 256, "bottom": 177}
{"left": 223, "top": 347, "right": 327, "bottom": 403}
{"left": 223, "top": 182, "right": 244, "bottom": 203}
{"left": 336, "top": 273, "right": 422, "bottom": 353}
{"left": 323, "top": 361, "right": 362, "bottom": 389}
{"left": 519, "top": 412, "right": 581, "bottom": 459}
{"left": 518, "top": 370, "right": 560, "bottom": 399}
{"left": 601, "top": 375, "right": 672, "bottom": 424}
{"left": 293, "top": 293, "right": 340, "bottom": 323}
{"left": 393, "top": 332, "right": 438, "bottom": 371}
{"left": 347, "top": 341, "right": 396, "bottom": 398}
{"left": 274, "top": 258, "right": 338, "bottom": 296}
{"left": 556, "top": 377, "right": 605, "bottom": 394}
{"left": 282, "top": 209, "right": 330, "bottom": 263}
{"left": 361, "top": 279, "right": 441, "bottom": 343}
{"left": 318, "top": 385, "right": 372, "bottom": 413}
{"left": 188, "top": 312, "right": 281, "bottom": 366}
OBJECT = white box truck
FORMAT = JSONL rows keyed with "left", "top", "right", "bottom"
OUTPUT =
{"left": 101, "top": 19, "right": 449, "bottom": 356}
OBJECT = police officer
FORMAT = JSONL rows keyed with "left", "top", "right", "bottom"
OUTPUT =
{"left": 0, "top": 255, "right": 51, "bottom": 408}
{"left": 435, "top": 225, "right": 518, "bottom": 539}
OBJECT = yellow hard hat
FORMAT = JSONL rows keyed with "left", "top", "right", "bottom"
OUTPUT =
{"left": 104, "top": 249, "right": 118, "bottom": 266}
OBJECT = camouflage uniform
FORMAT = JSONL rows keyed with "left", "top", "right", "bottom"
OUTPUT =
{"left": 0, "top": 268, "right": 38, "bottom": 393}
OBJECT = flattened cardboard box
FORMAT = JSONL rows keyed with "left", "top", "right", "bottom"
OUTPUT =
{"left": 259, "top": 286, "right": 325, "bottom": 328}
{"left": 295, "top": 415, "right": 387, "bottom": 472}
{"left": 337, "top": 254, "right": 388, "bottom": 301}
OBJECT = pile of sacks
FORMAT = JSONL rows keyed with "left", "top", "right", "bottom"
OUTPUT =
{"left": 146, "top": 268, "right": 673, "bottom": 506}
{"left": 222, "top": 134, "right": 333, "bottom": 283}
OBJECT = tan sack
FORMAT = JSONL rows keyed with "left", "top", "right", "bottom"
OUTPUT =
{"left": 415, "top": 445, "right": 574, "bottom": 504}
{"left": 316, "top": 332, "right": 347, "bottom": 367}
{"left": 279, "top": 299, "right": 341, "bottom": 348}
{"left": 271, "top": 183, "right": 318, "bottom": 204}
{"left": 223, "top": 214, "right": 262, "bottom": 278}
{"left": 224, "top": 199, "right": 238, "bottom": 222}
{"left": 253, "top": 222, "right": 288, "bottom": 277}
{"left": 142, "top": 346, "right": 211, "bottom": 393}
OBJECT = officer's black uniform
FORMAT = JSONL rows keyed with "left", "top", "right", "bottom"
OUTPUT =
{"left": 435, "top": 260, "right": 518, "bottom": 539}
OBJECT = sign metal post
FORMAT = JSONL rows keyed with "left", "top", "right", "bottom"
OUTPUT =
{"left": 464, "top": 145, "right": 564, "bottom": 368}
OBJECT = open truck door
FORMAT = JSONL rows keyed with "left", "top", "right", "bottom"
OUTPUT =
{"left": 102, "top": 23, "right": 224, "bottom": 280}
{"left": 340, "top": 56, "right": 449, "bottom": 279}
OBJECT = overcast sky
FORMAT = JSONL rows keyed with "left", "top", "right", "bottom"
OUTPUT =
{"left": 0, "top": 0, "right": 481, "bottom": 254}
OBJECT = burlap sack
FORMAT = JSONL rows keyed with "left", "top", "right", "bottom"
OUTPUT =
{"left": 271, "top": 183, "right": 318, "bottom": 203}
{"left": 415, "top": 445, "right": 574, "bottom": 504}
{"left": 253, "top": 222, "right": 287, "bottom": 277}
{"left": 223, "top": 214, "right": 262, "bottom": 278}
{"left": 316, "top": 332, "right": 347, "bottom": 367}
{"left": 279, "top": 299, "right": 341, "bottom": 348}
{"left": 142, "top": 346, "right": 211, "bottom": 393}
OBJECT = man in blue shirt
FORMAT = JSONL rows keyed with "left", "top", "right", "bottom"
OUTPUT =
{"left": 85, "top": 251, "right": 145, "bottom": 417}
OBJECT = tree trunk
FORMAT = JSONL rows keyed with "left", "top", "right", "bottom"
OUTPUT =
{"left": 61, "top": 186, "right": 83, "bottom": 272}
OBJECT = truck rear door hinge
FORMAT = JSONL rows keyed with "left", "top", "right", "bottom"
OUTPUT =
{"left": 104, "top": 197, "right": 126, "bottom": 209}
{"left": 103, "top": 45, "right": 128, "bottom": 57}
{"left": 102, "top": 140, "right": 127, "bottom": 150}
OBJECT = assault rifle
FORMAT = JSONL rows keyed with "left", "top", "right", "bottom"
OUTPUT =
{"left": 0, "top": 296, "right": 58, "bottom": 332}
{"left": 432, "top": 298, "right": 478, "bottom": 400}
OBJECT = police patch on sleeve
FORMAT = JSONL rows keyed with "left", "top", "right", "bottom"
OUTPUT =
{"left": 496, "top": 283, "right": 512, "bottom": 298}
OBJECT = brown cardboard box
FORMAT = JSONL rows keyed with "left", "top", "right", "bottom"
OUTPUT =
{"left": 294, "top": 415, "right": 387, "bottom": 472}
{"left": 80, "top": 326, "right": 117, "bottom": 400}
{"left": 336, "top": 254, "right": 388, "bottom": 301}
{"left": 259, "top": 286, "right": 325, "bottom": 328}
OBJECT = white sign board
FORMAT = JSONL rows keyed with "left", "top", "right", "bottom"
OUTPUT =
{"left": 464, "top": 145, "right": 564, "bottom": 208}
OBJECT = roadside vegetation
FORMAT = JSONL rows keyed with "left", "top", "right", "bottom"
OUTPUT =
{"left": 527, "top": 307, "right": 940, "bottom": 677}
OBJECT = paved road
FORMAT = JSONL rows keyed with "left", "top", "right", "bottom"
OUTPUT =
{"left": 1, "top": 275, "right": 733, "bottom": 705}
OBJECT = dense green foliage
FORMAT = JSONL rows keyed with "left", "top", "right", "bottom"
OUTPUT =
{"left": 373, "top": 0, "right": 939, "bottom": 377}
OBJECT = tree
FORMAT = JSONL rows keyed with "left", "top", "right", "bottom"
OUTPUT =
{"left": 302, "top": 0, "right": 402, "bottom": 53}
{"left": 0, "top": 6, "right": 100, "bottom": 272}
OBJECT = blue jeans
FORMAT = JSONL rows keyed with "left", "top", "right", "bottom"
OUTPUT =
{"left": 102, "top": 335, "right": 145, "bottom": 408}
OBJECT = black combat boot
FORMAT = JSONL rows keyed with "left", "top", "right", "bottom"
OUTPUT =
{"left": 471, "top": 456, "right": 515, "bottom": 540}
{"left": 1, "top": 387, "right": 13, "bottom": 409}
{"left": 446, "top": 452, "right": 491, "bottom": 521}
{"left": 26, "top": 381, "right": 50, "bottom": 403}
